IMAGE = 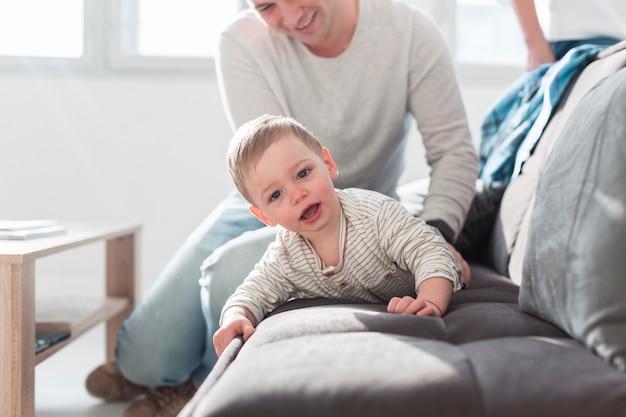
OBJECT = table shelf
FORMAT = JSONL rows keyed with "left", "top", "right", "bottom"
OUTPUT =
{"left": 0, "top": 223, "right": 140, "bottom": 417}
{"left": 35, "top": 296, "right": 130, "bottom": 364}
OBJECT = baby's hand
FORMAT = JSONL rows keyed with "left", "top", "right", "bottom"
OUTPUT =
{"left": 387, "top": 296, "right": 443, "bottom": 317}
{"left": 213, "top": 316, "right": 256, "bottom": 357}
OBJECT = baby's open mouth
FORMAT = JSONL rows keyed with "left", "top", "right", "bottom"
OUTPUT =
{"left": 301, "top": 203, "right": 320, "bottom": 220}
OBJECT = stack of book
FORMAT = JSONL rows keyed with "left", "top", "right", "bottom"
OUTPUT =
{"left": 0, "top": 219, "right": 66, "bottom": 240}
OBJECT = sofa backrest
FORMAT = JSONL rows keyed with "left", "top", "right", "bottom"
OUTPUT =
{"left": 519, "top": 65, "right": 626, "bottom": 372}
{"left": 485, "top": 40, "right": 626, "bottom": 284}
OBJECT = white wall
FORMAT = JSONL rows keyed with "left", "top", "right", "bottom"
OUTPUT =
{"left": 1, "top": 68, "right": 233, "bottom": 295}
{"left": 0, "top": 65, "right": 520, "bottom": 296}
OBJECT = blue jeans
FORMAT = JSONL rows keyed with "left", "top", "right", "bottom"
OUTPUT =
{"left": 199, "top": 226, "right": 278, "bottom": 353}
{"left": 551, "top": 37, "right": 621, "bottom": 60}
{"left": 115, "top": 191, "right": 265, "bottom": 388}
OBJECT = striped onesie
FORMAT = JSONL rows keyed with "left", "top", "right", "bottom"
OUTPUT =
{"left": 220, "top": 188, "right": 462, "bottom": 325}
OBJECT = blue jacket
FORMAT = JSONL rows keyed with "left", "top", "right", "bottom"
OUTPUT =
{"left": 479, "top": 45, "right": 604, "bottom": 183}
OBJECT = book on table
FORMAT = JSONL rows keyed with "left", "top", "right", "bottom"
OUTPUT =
{"left": 0, "top": 219, "right": 66, "bottom": 240}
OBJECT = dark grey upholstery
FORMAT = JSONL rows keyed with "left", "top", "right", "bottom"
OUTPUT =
{"left": 182, "top": 279, "right": 626, "bottom": 417}
{"left": 520, "top": 67, "right": 626, "bottom": 372}
{"left": 180, "top": 44, "right": 626, "bottom": 417}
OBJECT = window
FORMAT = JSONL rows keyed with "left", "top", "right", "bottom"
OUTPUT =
{"left": 0, "top": 0, "right": 87, "bottom": 62}
{"left": 0, "top": 0, "right": 526, "bottom": 72}
{"left": 129, "top": 0, "right": 240, "bottom": 57}
{"left": 0, "top": 0, "right": 245, "bottom": 71}
{"left": 454, "top": 0, "right": 525, "bottom": 66}
{"left": 109, "top": 0, "right": 244, "bottom": 70}
{"left": 407, "top": 0, "right": 525, "bottom": 68}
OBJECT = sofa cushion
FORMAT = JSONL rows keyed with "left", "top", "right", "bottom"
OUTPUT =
{"left": 188, "top": 332, "right": 486, "bottom": 417}
{"left": 507, "top": 40, "right": 626, "bottom": 284}
{"left": 179, "top": 263, "right": 626, "bottom": 417}
{"left": 520, "top": 68, "right": 626, "bottom": 371}
{"left": 485, "top": 40, "right": 626, "bottom": 282}
{"left": 184, "top": 332, "right": 626, "bottom": 417}
{"left": 462, "top": 337, "right": 626, "bottom": 417}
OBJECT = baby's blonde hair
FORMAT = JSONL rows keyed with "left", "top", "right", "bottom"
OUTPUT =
{"left": 227, "top": 114, "right": 324, "bottom": 204}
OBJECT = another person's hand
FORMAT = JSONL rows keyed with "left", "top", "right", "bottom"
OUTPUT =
{"left": 526, "top": 39, "right": 556, "bottom": 70}
{"left": 447, "top": 243, "right": 471, "bottom": 288}
{"left": 387, "top": 296, "right": 443, "bottom": 317}
{"left": 213, "top": 307, "right": 256, "bottom": 357}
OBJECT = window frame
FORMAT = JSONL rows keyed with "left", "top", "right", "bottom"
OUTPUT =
{"left": 106, "top": 0, "right": 225, "bottom": 72}
{"left": 0, "top": 0, "right": 525, "bottom": 79}
{"left": 0, "top": 0, "right": 97, "bottom": 69}
{"left": 431, "top": 0, "right": 526, "bottom": 84}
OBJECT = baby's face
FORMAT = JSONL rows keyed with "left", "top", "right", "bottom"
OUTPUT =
{"left": 246, "top": 135, "right": 339, "bottom": 237}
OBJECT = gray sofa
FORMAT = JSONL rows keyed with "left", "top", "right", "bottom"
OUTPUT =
{"left": 180, "top": 41, "right": 626, "bottom": 417}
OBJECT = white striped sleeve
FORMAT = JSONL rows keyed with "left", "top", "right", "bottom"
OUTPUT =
{"left": 375, "top": 199, "right": 462, "bottom": 291}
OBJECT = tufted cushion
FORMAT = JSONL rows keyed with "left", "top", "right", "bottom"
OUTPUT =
{"left": 183, "top": 332, "right": 626, "bottom": 417}
{"left": 520, "top": 68, "right": 626, "bottom": 371}
{"left": 180, "top": 278, "right": 626, "bottom": 417}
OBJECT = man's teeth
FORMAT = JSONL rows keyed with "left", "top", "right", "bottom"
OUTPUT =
{"left": 297, "top": 13, "right": 314, "bottom": 30}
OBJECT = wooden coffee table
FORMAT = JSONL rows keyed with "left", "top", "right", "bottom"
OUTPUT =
{"left": 0, "top": 223, "right": 141, "bottom": 417}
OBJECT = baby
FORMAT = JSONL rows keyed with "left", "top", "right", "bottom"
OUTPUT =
{"left": 214, "top": 114, "right": 461, "bottom": 357}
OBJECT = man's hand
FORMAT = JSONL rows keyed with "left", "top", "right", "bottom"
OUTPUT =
{"left": 447, "top": 243, "right": 471, "bottom": 288}
{"left": 526, "top": 42, "right": 556, "bottom": 70}
{"left": 213, "top": 307, "right": 256, "bottom": 357}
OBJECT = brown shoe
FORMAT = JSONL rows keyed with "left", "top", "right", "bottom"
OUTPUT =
{"left": 123, "top": 379, "right": 197, "bottom": 417}
{"left": 85, "top": 362, "right": 150, "bottom": 401}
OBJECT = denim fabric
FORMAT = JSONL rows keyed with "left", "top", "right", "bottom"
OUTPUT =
{"left": 115, "top": 191, "right": 265, "bottom": 388}
{"left": 199, "top": 226, "right": 278, "bottom": 359}
{"left": 551, "top": 37, "right": 621, "bottom": 60}
{"left": 479, "top": 45, "right": 603, "bottom": 183}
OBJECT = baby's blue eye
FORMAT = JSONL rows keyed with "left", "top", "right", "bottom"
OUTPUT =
{"left": 297, "top": 169, "right": 310, "bottom": 179}
{"left": 270, "top": 190, "right": 281, "bottom": 201}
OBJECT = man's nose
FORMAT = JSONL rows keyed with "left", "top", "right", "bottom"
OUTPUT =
{"left": 281, "top": 4, "right": 304, "bottom": 29}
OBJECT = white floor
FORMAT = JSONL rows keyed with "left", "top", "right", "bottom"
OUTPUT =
{"left": 35, "top": 323, "right": 133, "bottom": 417}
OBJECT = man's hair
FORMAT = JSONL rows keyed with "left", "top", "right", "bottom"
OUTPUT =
{"left": 227, "top": 114, "right": 324, "bottom": 204}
